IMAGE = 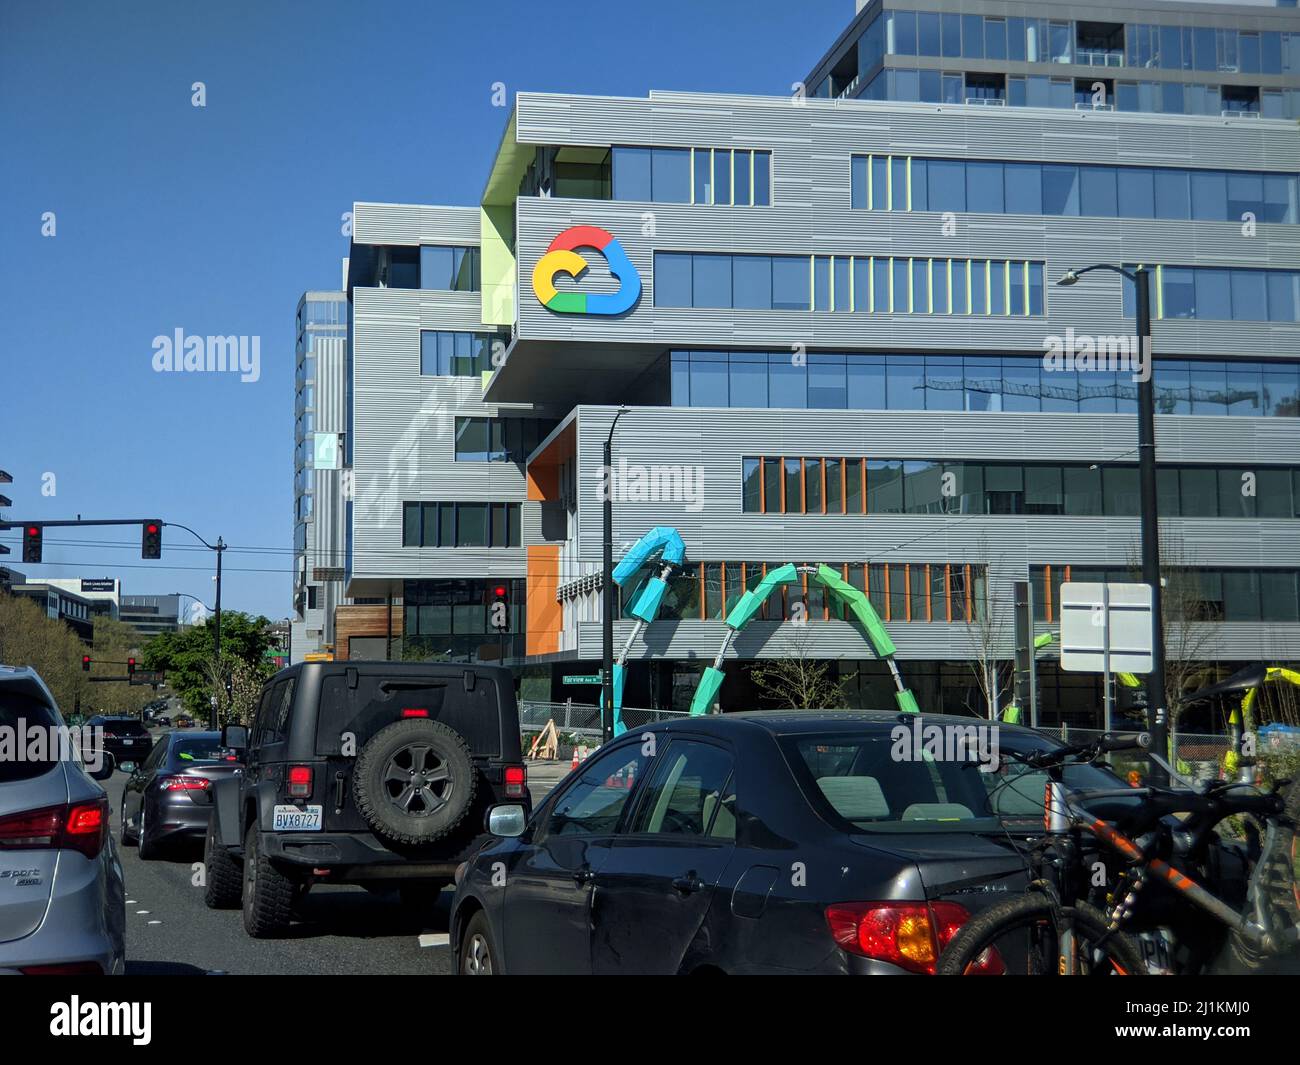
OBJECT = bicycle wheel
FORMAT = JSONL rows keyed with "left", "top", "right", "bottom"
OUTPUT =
{"left": 937, "top": 895, "right": 1146, "bottom": 976}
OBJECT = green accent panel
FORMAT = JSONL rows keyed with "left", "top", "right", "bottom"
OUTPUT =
{"left": 1034, "top": 632, "right": 1054, "bottom": 649}
{"left": 812, "top": 564, "right": 895, "bottom": 657}
{"left": 894, "top": 688, "right": 920, "bottom": 714}
{"left": 545, "top": 291, "right": 586, "bottom": 314}
{"left": 725, "top": 564, "right": 799, "bottom": 630}
{"left": 725, "top": 590, "right": 762, "bottom": 630}
{"left": 480, "top": 204, "right": 516, "bottom": 326}
{"left": 1002, "top": 704, "right": 1022, "bottom": 723}
{"left": 480, "top": 370, "right": 493, "bottom": 391}
{"left": 689, "top": 667, "right": 726, "bottom": 716}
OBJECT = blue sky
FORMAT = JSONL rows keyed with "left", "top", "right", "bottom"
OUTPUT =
{"left": 0, "top": 0, "right": 848, "bottom": 619}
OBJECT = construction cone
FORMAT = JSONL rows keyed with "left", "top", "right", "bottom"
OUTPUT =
{"left": 571, "top": 747, "right": 580, "bottom": 771}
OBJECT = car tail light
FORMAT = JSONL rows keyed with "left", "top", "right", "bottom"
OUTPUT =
{"left": 825, "top": 900, "right": 988, "bottom": 975}
{"left": 287, "top": 766, "right": 313, "bottom": 798}
{"left": 504, "top": 765, "right": 526, "bottom": 799}
{"left": 19, "top": 961, "right": 104, "bottom": 975}
{"left": 401, "top": 708, "right": 429, "bottom": 718}
{"left": 0, "top": 799, "right": 108, "bottom": 861}
{"left": 159, "top": 776, "right": 211, "bottom": 791}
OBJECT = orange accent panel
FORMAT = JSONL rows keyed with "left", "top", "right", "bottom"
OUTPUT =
{"left": 526, "top": 545, "right": 562, "bottom": 656}
{"left": 526, "top": 422, "right": 575, "bottom": 502}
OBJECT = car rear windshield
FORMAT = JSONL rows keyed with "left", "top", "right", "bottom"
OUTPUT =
{"left": 172, "top": 738, "right": 227, "bottom": 764}
{"left": 784, "top": 730, "right": 1136, "bottom": 834}
{"left": 0, "top": 690, "right": 60, "bottom": 783}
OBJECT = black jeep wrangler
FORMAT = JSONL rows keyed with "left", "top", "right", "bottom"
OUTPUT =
{"left": 203, "top": 661, "right": 527, "bottom": 938}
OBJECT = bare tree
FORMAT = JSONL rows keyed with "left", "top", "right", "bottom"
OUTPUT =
{"left": 750, "top": 624, "right": 845, "bottom": 710}
{"left": 962, "top": 536, "right": 1012, "bottom": 719}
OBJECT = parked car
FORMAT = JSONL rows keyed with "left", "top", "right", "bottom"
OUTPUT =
{"left": 120, "top": 731, "right": 243, "bottom": 859}
{"left": 204, "top": 661, "right": 529, "bottom": 937}
{"left": 152, "top": 715, "right": 172, "bottom": 728}
{"left": 0, "top": 665, "right": 124, "bottom": 975}
{"left": 86, "top": 715, "right": 153, "bottom": 769}
{"left": 450, "top": 710, "right": 1145, "bottom": 975}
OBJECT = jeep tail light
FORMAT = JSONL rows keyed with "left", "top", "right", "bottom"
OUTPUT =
{"left": 401, "top": 708, "right": 429, "bottom": 718}
{"left": 504, "top": 764, "right": 526, "bottom": 799}
{"left": 824, "top": 900, "right": 999, "bottom": 975}
{"left": 288, "top": 766, "right": 313, "bottom": 798}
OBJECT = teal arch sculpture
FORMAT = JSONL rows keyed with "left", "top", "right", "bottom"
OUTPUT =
{"left": 687, "top": 563, "right": 919, "bottom": 717}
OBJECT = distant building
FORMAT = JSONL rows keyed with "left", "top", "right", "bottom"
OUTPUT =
{"left": 119, "top": 594, "right": 184, "bottom": 639}
{"left": 8, "top": 577, "right": 95, "bottom": 644}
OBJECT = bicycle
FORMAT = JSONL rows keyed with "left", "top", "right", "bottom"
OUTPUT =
{"left": 937, "top": 731, "right": 1300, "bottom": 975}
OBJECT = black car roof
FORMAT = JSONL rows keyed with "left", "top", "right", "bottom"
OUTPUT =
{"left": 651, "top": 709, "right": 1040, "bottom": 738}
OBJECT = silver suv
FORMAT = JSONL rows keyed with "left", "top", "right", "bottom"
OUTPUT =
{"left": 0, "top": 665, "right": 125, "bottom": 974}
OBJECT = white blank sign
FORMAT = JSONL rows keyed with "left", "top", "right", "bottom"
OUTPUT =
{"left": 1059, "top": 582, "right": 1154, "bottom": 674}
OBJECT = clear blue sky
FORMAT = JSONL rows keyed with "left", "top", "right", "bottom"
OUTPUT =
{"left": 0, "top": 0, "right": 849, "bottom": 619}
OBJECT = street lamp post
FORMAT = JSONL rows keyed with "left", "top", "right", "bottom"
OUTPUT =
{"left": 1057, "top": 265, "right": 1167, "bottom": 783}
{"left": 164, "top": 524, "right": 226, "bottom": 729}
{"left": 601, "top": 407, "right": 629, "bottom": 745}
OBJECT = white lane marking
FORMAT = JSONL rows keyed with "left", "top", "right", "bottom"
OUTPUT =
{"left": 126, "top": 899, "right": 137, "bottom": 904}
{"left": 418, "top": 933, "right": 450, "bottom": 948}
{"left": 147, "top": 920, "right": 162, "bottom": 925}
{"left": 135, "top": 910, "right": 150, "bottom": 915}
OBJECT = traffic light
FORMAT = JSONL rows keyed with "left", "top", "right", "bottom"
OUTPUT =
{"left": 141, "top": 521, "right": 162, "bottom": 559}
{"left": 82, "top": 655, "right": 91, "bottom": 672}
{"left": 22, "top": 525, "right": 42, "bottom": 564}
{"left": 489, "top": 584, "right": 509, "bottom": 632}
{"left": 127, "top": 657, "right": 136, "bottom": 676}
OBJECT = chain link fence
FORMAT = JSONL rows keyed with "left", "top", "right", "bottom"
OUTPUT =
{"left": 1033, "top": 725, "right": 1232, "bottom": 784}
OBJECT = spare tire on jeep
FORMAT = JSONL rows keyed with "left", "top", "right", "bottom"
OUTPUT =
{"left": 353, "top": 718, "right": 477, "bottom": 845}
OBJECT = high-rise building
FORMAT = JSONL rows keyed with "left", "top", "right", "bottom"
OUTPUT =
{"left": 323, "top": 0, "right": 1300, "bottom": 723}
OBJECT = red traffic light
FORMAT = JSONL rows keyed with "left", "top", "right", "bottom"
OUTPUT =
{"left": 127, "top": 657, "right": 136, "bottom": 675}
{"left": 141, "top": 520, "right": 162, "bottom": 560}
{"left": 22, "top": 525, "right": 42, "bottom": 564}
{"left": 493, "top": 585, "right": 508, "bottom": 598}
{"left": 81, "top": 655, "right": 91, "bottom": 672}
{"left": 26, "top": 527, "right": 37, "bottom": 536}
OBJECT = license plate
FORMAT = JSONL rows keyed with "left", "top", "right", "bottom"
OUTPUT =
{"left": 1138, "top": 929, "right": 1175, "bottom": 974}
{"left": 121, "top": 739, "right": 134, "bottom": 745}
{"left": 273, "top": 805, "right": 322, "bottom": 831}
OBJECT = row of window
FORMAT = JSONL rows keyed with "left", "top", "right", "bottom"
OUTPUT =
{"left": 403, "top": 579, "right": 526, "bottom": 637}
{"left": 611, "top": 146, "right": 772, "bottom": 206}
{"left": 401, "top": 502, "right": 521, "bottom": 549}
{"left": 851, "top": 154, "right": 1298, "bottom": 225}
{"left": 419, "top": 330, "right": 505, "bottom": 377}
{"left": 742, "top": 457, "right": 1300, "bottom": 520}
{"left": 862, "top": 67, "right": 1300, "bottom": 120}
{"left": 654, "top": 252, "right": 1046, "bottom": 316}
{"left": 820, "top": 9, "right": 1299, "bottom": 87}
{"left": 454, "top": 417, "right": 557, "bottom": 463}
{"left": 621, "top": 561, "right": 987, "bottom": 625}
{"left": 1034, "top": 566, "right": 1300, "bottom": 625}
{"left": 668, "top": 352, "right": 1300, "bottom": 418}
{"left": 1123, "top": 264, "right": 1300, "bottom": 323}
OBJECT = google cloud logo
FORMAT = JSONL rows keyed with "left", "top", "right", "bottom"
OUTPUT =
{"left": 531, "top": 225, "right": 641, "bottom": 316}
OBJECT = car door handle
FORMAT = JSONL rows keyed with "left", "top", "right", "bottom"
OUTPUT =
{"left": 573, "top": 866, "right": 595, "bottom": 885}
{"left": 671, "top": 872, "right": 703, "bottom": 894}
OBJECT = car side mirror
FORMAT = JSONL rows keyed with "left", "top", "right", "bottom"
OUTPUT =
{"left": 486, "top": 804, "right": 527, "bottom": 838}
{"left": 222, "top": 724, "right": 248, "bottom": 751}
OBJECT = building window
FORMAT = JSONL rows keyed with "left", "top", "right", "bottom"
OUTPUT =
{"left": 453, "top": 417, "right": 556, "bottom": 462}
{"left": 419, "top": 330, "right": 503, "bottom": 376}
{"left": 420, "top": 245, "right": 480, "bottom": 291}
{"left": 1034, "top": 566, "right": 1300, "bottom": 624}
{"left": 401, "top": 502, "right": 521, "bottom": 548}
{"left": 1123, "top": 265, "right": 1300, "bottom": 322}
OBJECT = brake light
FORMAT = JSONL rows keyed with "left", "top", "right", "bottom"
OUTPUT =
{"left": 287, "top": 765, "right": 313, "bottom": 798}
{"left": 0, "top": 799, "right": 108, "bottom": 861}
{"left": 159, "top": 776, "right": 211, "bottom": 791}
{"left": 504, "top": 765, "right": 526, "bottom": 799}
{"left": 19, "top": 961, "right": 104, "bottom": 975}
{"left": 401, "top": 708, "right": 429, "bottom": 718}
{"left": 825, "top": 901, "right": 980, "bottom": 975}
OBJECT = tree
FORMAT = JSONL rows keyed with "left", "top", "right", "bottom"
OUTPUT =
{"left": 88, "top": 616, "right": 153, "bottom": 717}
{"left": 142, "top": 612, "right": 274, "bottom": 721}
{"left": 750, "top": 626, "right": 845, "bottom": 710}
{"left": 0, "top": 591, "right": 90, "bottom": 714}
{"left": 962, "top": 537, "right": 1012, "bottom": 719}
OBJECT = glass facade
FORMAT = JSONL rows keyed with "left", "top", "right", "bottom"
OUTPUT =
{"left": 1033, "top": 566, "right": 1300, "bottom": 624}
{"left": 453, "top": 417, "right": 557, "bottom": 462}
{"left": 851, "top": 155, "right": 1299, "bottom": 225}
{"left": 742, "top": 456, "right": 1300, "bottom": 519}
{"left": 669, "top": 351, "right": 1300, "bottom": 417}
{"left": 419, "top": 245, "right": 480, "bottom": 291}
{"left": 655, "top": 252, "right": 1045, "bottom": 316}
{"left": 402, "top": 578, "right": 526, "bottom": 662}
{"left": 1121, "top": 264, "right": 1300, "bottom": 322}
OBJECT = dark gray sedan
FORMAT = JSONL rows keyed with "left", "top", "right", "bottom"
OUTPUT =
{"left": 120, "top": 731, "right": 242, "bottom": 858}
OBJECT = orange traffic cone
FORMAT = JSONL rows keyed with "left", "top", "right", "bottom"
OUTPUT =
{"left": 571, "top": 747, "right": 580, "bottom": 771}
